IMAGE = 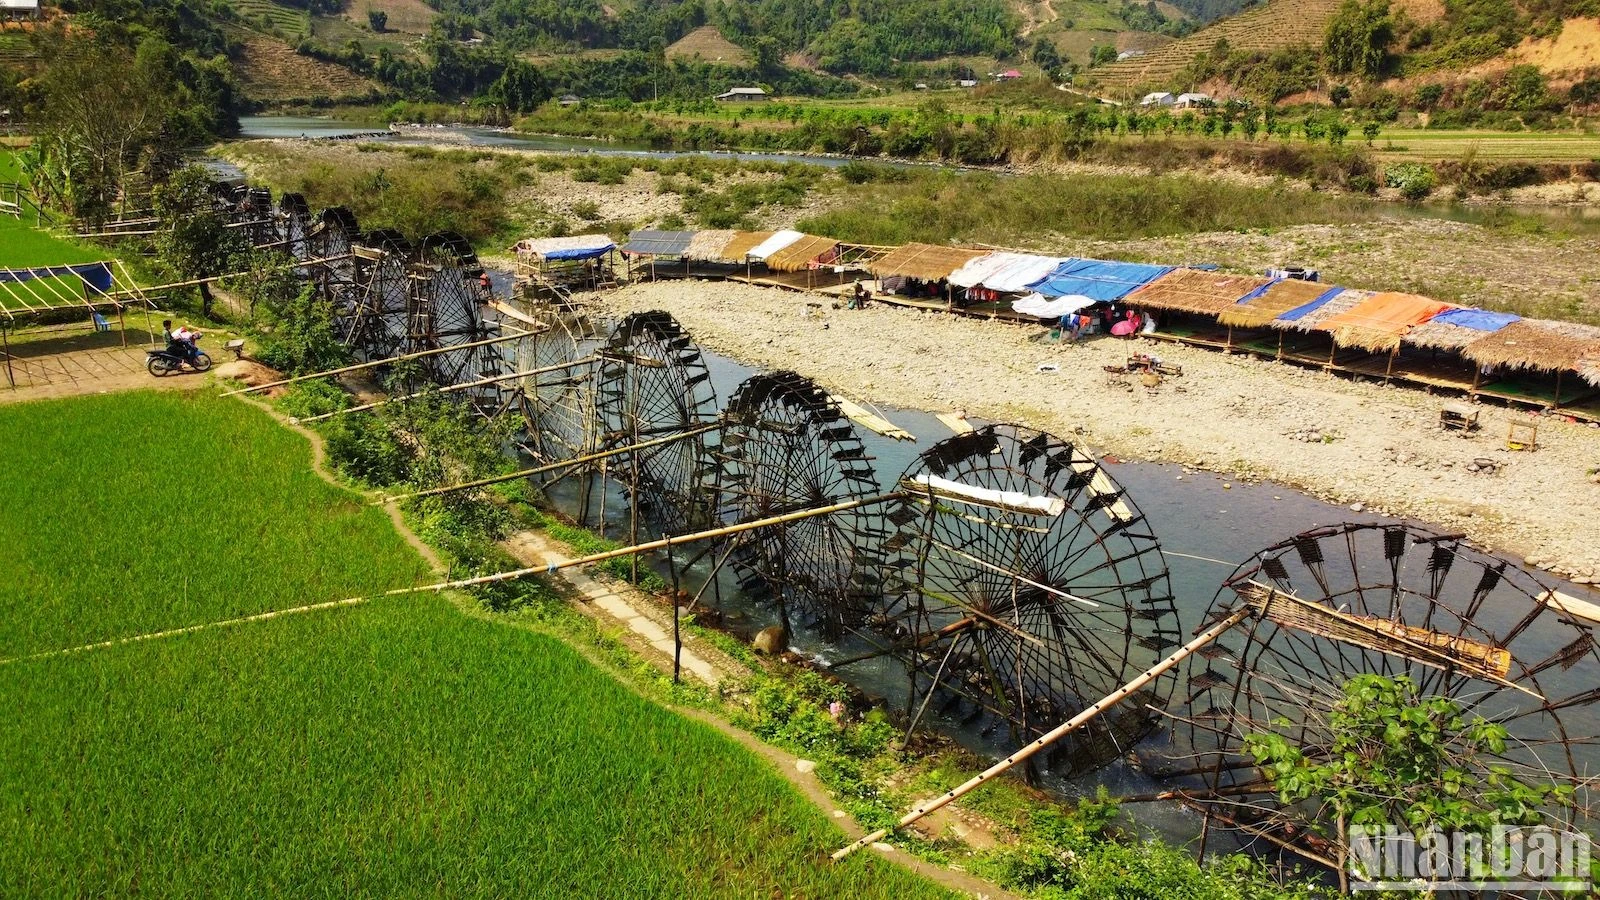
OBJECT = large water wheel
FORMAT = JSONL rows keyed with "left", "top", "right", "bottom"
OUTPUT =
{"left": 593, "top": 310, "right": 721, "bottom": 534}
{"left": 877, "top": 424, "right": 1179, "bottom": 771}
{"left": 717, "top": 371, "right": 884, "bottom": 635}
{"left": 1164, "top": 522, "right": 1600, "bottom": 892}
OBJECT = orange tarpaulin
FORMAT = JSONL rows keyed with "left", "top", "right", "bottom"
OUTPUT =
{"left": 1316, "top": 291, "right": 1455, "bottom": 352}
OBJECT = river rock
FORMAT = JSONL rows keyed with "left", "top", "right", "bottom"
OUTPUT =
{"left": 753, "top": 624, "right": 788, "bottom": 655}
{"left": 1350, "top": 502, "right": 1366, "bottom": 512}
{"left": 795, "top": 759, "right": 817, "bottom": 774}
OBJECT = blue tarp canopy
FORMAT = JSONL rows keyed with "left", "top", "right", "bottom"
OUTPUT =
{"left": 544, "top": 246, "right": 612, "bottom": 261}
{"left": 1426, "top": 308, "right": 1521, "bottom": 332}
{"left": 1027, "top": 259, "right": 1173, "bottom": 302}
{"left": 1275, "top": 286, "right": 1347, "bottom": 323}
{"left": 0, "top": 262, "right": 114, "bottom": 293}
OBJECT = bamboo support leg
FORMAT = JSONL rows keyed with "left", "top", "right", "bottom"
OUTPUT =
{"left": 832, "top": 606, "right": 1254, "bottom": 861}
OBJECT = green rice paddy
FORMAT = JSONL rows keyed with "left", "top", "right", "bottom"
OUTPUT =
{"left": 0, "top": 390, "right": 949, "bottom": 897}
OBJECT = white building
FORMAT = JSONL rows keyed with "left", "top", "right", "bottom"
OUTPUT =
{"left": 1117, "top": 49, "right": 1147, "bottom": 61}
{"left": 1, "top": 0, "right": 40, "bottom": 20}
{"left": 1174, "top": 92, "right": 1212, "bottom": 109}
{"left": 715, "top": 87, "right": 769, "bottom": 102}
{"left": 1140, "top": 91, "right": 1175, "bottom": 107}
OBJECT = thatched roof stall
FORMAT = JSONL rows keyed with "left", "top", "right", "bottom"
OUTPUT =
{"left": 1315, "top": 291, "right": 1456, "bottom": 353}
{"left": 684, "top": 229, "right": 739, "bottom": 262}
{"left": 716, "top": 231, "right": 775, "bottom": 263}
{"left": 1278, "top": 288, "right": 1373, "bottom": 332}
{"left": 1124, "top": 268, "right": 1275, "bottom": 315}
{"left": 1216, "top": 279, "right": 1331, "bottom": 329}
{"left": 1404, "top": 308, "right": 1521, "bottom": 351}
{"left": 1028, "top": 259, "right": 1173, "bottom": 302}
{"left": 764, "top": 234, "right": 841, "bottom": 272}
{"left": 1463, "top": 319, "right": 1600, "bottom": 376}
{"left": 867, "top": 243, "right": 992, "bottom": 281}
{"left": 746, "top": 230, "right": 806, "bottom": 261}
{"left": 621, "top": 229, "right": 697, "bottom": 257}
{"left": 947, "top": 252, "right": 1069, "bottom": 292}
{"left": 513, "top": 234, "right": 616, "bottom": 262}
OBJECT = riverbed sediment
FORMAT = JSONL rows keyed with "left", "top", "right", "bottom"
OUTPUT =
{"left": 586, "top": 280, "right": 1600, "bottom": 585}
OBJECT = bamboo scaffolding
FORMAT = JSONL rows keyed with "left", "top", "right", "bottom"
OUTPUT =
{"left": 374, "top": 422, "right": 724, "bottom": 505}
{"left": 831, "top": 606, "right": 1254, "bottom": 861}
{"left": 223, "top": 330, "right": 540, "bottom": 395}
{"left": 300, "top": 358, "right": 598, "bottom": 422}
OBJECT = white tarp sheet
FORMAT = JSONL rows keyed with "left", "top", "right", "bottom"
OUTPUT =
{"left": 985, "top": 255, "right": 1070, "bottom": 293}
{"left": 746, "top": 229, "right": 805, "bottom": 261}
{"left": 911, "top": 473, "right": 1066, "bottom": 517}
{"left": 947, "top": 252, "right": 1025, "bottom": 288}
{"left": 1012, "top": 293, "right": 1096, "bottom": 318}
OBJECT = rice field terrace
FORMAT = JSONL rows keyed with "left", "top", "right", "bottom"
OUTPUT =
{"left": 1375, "top": 128, "right": 1600, "bottom": 162}
{"left": 0, "top": 390, "right": 948, "bottom": 897}
{"left": 1090, "top": 0, "right": 1343, "bottom": 91}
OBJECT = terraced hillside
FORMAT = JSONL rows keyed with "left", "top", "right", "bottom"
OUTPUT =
{"left": 666, "top": 25, "right": 751, "bottom": 65}
{"left": 1090, "top": 0, "right": 1341, "bottom": 92}
{"left": 230, "top": 29, "right": 382, "bottom": 103}
{"left": 229, "top": 0, "right": 310, "bottom": 36}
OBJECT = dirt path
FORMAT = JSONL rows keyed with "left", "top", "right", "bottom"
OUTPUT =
{"left": 589, "top": 280, "right": 1600, "bottom": 586}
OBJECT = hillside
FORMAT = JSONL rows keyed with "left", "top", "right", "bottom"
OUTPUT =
{"left": 665, "top": 25, "right": 751, "bottom": 65}
{"left": 230, "top": 29, "right": 384, "bottom": 103}
{"left": 1089, "top": 0, "right": 1342, "bottom": 91}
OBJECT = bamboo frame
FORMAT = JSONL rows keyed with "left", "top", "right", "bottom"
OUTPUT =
{"left": 223, "top": 330, "right": 540, "bottom": 396}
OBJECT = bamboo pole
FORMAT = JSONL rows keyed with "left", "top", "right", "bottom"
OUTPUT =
{"left": 101, "top": 256, "right": 354, "bottom": 301}
{"left": 300, "top": 358, "right": 596, "bottom": 422}
{"left": 831, "top": 606, "right": 1254, "bottom": 861}
{"left": 367, "top": 492, "right": 905, "bottom": 599}
{"left": 375, "top": 423, "right": 722, "bottom": 505}
{"left": 224, "top": 331, "right": 539, "bottom": 396}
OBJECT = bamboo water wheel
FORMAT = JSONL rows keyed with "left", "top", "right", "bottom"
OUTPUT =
{"left": 594, "top": 311, "right": 722, "bottom": 533}
{"left": 515, "top": 306, "right": 600, "bottom": 478}
{"left": 717, "top": 370, "right": 885, "bottom": 635}
{"left": 1166, "top": 523, "right": 1600, "bottom": 883}
{"left": 876, "top": 424, "right": 1179, "bottom": 770}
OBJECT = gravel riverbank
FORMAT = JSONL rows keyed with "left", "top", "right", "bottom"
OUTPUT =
{"left": 587, "top": 280, "right": 1600, "bottom": 585}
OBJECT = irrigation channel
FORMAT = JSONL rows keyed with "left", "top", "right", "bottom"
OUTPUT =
{"left": 219, "top": 148, "right": 1600, "bottom": 888}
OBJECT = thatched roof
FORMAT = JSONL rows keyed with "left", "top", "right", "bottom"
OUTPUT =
{"left": 1217, "top": 279, "right": 1330, "bottom": 329}
{"left": 1124, "top": 268, "right": 1274, "bottom": 315}
{"left": 684, "top": 229, "right": 738, "bottom": 262}
{"left": 765, "top": 234, "right": 841, "bottom": 272}
{"left": 1463, "top": 320, "right": 1600, "bottom": 375}
{"left": 1316, "top": 292, "right": 1455, "bottom": 353}
{"left": 1404, "top": 308, "right": 1521, "bottom": 351}
{"left": 1578, "top": 349, "right": 1600, "bottom": 388}
{"left": 867, "top": 243, "right": 991, "bottom": 281}
{"left": 717, "top": 231, "right": 775, "bottom": 263}
{"left": 1284, "top": 289, "right": 1372, "bottom": 332}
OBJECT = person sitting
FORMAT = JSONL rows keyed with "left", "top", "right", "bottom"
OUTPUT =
{"left": 172, "top": 325, "right": 201, "bottom": 359}
{"left": 850, "top": 282, "right": 871, "bottom": 310}
{"left": 162, "top": 319, "right": 175, "bottom": 346}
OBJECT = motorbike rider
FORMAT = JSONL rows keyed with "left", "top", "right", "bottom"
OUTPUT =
{"left": 171, "top": 324, "right": 201, "bottom": 361}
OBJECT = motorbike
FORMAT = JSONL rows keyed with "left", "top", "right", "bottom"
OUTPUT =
{"left": 147, "top": 338, "right": 212, "bottom": 377}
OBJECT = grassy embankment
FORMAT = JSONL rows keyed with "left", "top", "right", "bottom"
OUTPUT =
{"left": 0, "top": 149, "right": 112, "bottom": 313}
{"left": 0, "top": 390, "right": 950, "bottom": 898}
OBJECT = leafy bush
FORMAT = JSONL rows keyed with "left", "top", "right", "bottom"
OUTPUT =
{"left": 1385, "top": 161, "right": 1436, "bottom": 199}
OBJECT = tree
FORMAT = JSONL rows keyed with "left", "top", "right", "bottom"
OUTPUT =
{"left": 1324, "top": 0, "right": 1393, "bottom": 79}
{"left": 1089, "top": 43, "right": 1119, "bottom": 68}
{"left": 1329, "top": 83, "right": 1351, "bottom": 106}
{"left": 152, "top": 166, "right": 249, "bottom": 317}
{"left": 1362, "top": 120, "right": 1381, "bottom": 144}
{"left": 1031, "top": 37, "right": 1063, "bottom": 77}
{"left": 33, "top": 34, "right": 175, "bottom": 221}
{"left": 368, "top": 9, "right": 388, "bottom": 32}
{"left": 754, "top": 36, "right": 781, "bottom": 74}
{"left": 489, "top": 60, "right": 550, "bottom": 112}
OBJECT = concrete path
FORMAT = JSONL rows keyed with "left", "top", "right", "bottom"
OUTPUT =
{"left": 504, "top": 530, "right": 721, "bottom": 685}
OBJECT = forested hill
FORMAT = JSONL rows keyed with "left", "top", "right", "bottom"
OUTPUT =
{"left": 427, "top": 0, "right": 1022, "bottom": 74}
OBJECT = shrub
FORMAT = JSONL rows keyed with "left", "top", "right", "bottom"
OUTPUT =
{"left": 1385, "top": 161, "right": 1437, "bottom": 199}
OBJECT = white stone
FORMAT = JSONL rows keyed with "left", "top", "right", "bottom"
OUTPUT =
{"left": 795, "top": 759, "right": 817, "bottom": 774}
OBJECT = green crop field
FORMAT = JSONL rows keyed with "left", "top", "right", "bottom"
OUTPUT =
{"left": 0, "top": 390, "right": 949, "bottom": 897}
{"left": 1374, "top": 129, "right": 1600, "bottom": 162}
{"left": 230, "top": 0, "right": 309, "bottom": 35}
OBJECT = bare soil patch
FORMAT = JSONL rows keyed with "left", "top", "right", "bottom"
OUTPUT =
{"left": 231, "top": 30, "right": 381, "bottom": 103}
{"left": 666, "top": 25, "right": 751, "bottom": 66}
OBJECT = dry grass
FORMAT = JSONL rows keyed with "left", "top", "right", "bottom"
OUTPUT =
{"left": 345, "top": 0, "right": 436, "bottom": 34}
{"left": 231, "top": 30, "right": 381, "bottom": 103}
{"left": 665, "top": 25, "right": 751, "bottom": 66}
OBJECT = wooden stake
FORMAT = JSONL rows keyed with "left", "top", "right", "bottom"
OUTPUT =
{"left": 831, "top": 606, "right": 1254, "bottom": 861}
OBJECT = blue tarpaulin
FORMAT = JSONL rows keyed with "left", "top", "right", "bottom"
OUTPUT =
{"left": 1426, "top": 307, "right": 1520, "bottom": 332}
{"left": 0, "top": 262, "right": 115, "bottom": 292}
{"left": 1026, "top": 259, "right": 1173, "bottom": 302}
{"left": 542, "top": 246, "right": 612, "bottom": 261}
{"left": 1275, "top": 286, "right": 1347, "bottom": 323}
